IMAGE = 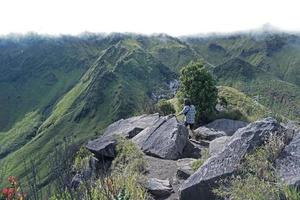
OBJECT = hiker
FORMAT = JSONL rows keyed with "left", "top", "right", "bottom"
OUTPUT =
{"left": 176, "top": 98, "right": 196, "bottom": 138}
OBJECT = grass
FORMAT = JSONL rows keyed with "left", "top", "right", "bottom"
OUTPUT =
{"left": 191, "top": 149, "right": 210, "bottom": 171}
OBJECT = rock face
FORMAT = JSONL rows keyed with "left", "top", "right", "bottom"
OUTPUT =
{"left": 182, "top": 141, "right": 202, "bottom": 159}
{"left": 194, "top": 126, "right": 226, "bottom": 141}
{"left": 85, "top": 135, "right": 117, "bottom": 159}
{"left": 179, "top": 118, "right": 285, "bottom": 200}
{"left": 133, "top": 116, "right": 188, "bottom": 160}
{"left": 209, "top": 136, "right": 230, "bottom": 156}
{"left": 176, "top": 158, "right": 196, "bottom": 180}
{"left": 276, "top": 133, "right": 300, "bottom": 188}
{"left": 205, "top": 118, "right": 248, "bottom": 136}
{"left": 146, "top": 178, "right": 173, "bottom": 198}
{"left": 104, "top": 113, "right": 160, "bottom": 138}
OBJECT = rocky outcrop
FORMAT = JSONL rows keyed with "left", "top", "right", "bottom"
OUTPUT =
{"left": 209, "top": 136, "right": 230, "bottom": 156}
{"left": 133, "top": 116, "right": 188, "bottom": 160}
{"left": 104, "top": 113, "right": 160, "bottom": 138}
{"left": 146, "top": 178, "right": 173, "bottom": 198}
{"left": 179, "top": 118, "right": 285, "bottom": 200}
{"left": 176, "top": 158, "right": 196, "bottom": 180}
{"left": 276, "top": 133, "right": 300, "bottom": 188}
{"left": 85, "top": 135, "right": 117, "bottom": 159}
{"left": 205, "top": 118, "right": 248, "bottom": 136}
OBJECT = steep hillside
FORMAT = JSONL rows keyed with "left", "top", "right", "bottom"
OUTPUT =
{"left": 0, "top": 34, "right": 177, "bottom": 187}
{"left": 213, "top": 58, "right": 300, "bottom": 119}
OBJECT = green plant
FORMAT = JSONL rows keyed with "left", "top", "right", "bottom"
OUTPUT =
{"left": 191, "top": 149, "right": 210, "bottom": 171}
{"left": 178, "top": 60, "right": 218, "bottom": 123}
{"left": 156, "top": 99, "right": 176, "bottom": 116}
{"left": 73, "top": 147, "right": 93, "bottom": 172}
{"left": 112, "top": 137, "right": 147, "bottom": 175}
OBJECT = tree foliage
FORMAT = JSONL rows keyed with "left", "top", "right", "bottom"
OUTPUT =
{"left": 179, "top": 60, "right": 218, "bottom": 123}
{"left": 156, "top": 99, "right": 176, "bottom": 116}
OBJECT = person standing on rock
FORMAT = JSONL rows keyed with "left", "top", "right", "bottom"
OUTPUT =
{"left": 176, "top": 98, "right": 196, "bottom": 139}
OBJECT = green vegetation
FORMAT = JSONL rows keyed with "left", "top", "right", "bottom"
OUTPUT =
{"left": 156, "top": 99, "right": 176, "bottom": 116}
{"left": 213, "top": 135, "right": 300, "bottom": 200}
{"left": 216, "top": 86, "right": 272, "bottom": 122}
{"left": 179, "top": 60, "right": 218, "bottom": 123}
{"left": 191, "top": 149, "right": 210, "bottom": 171}
{"left": 50, "top": 138, "right": 148, "bottom": 200}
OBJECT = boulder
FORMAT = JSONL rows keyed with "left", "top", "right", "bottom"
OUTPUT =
{"left": 179, "top": 118, "right": 286, "bottom": 200}
{"left": 85, "top": 135, "right": 117, "bottom": 159}
{"left": 194, "top": 126, "right": 226, "bottom": 141}
{"left": 205, "top": 118, "right": 248, "bottom": 136}
{"left": 209, "top": 136, "right": 230, "bottom": 156}
{"left": 276, "top": 133, "right": 300, "bottom": 188}
{"left": 177, "top": 158, "right": 196, "bottom": 180}
{"left": 104, "top": 113, "right": 160, "bottom": 138}
{"left": 182, "top": 141, "right": 202, "bottom": 159}
{"left": 146, "top": 178, "right": 173, "bottom": 198}
{"left": 132, "top": 116, "right": 188, "bottom": 160}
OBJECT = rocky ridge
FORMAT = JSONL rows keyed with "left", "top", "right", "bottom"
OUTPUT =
{"left": 82, "top": 114, "right": 299, "bottom": 200}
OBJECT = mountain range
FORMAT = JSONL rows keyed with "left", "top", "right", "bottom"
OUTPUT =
{"left": 0, "top": 31, "right": 299, "bottom": 188}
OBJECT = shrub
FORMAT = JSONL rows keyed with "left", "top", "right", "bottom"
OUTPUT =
{"left": 156, "top": 99, "right": 176, "bottom": 116}
{"left": 178, "top": 60, "right": 218, "bottom": 123}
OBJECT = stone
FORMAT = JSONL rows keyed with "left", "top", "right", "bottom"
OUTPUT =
{"left": 182, "top": 141, "right": 202, "bottom": 159}
{"left": 276, "top": 133, "right": 300, "bottom": 188}
{"left": 205, "top": 118, "right": 248, "bottom": 136}
{"left": 177, "top": 158, "right": 196, "bottom": 180}
{"left": 85, "top": 135, "right": 117, "bottom": 159}
{"left": 194, "top": 126, "right": 226, "bottom": 141}
{"left": 209, "top": 136, "right": 231, "bottom": 156}
{"left": 132, "top": 116, "right": 188, "bottom": 160}
{"left": 104, "top": 113, "right": 160, "bottom": 138}
{"left": 146, "top": 178, "right": 173, "bottom": 197}
{"left": 179, "top": 117, "right": 286, "bottom": 200}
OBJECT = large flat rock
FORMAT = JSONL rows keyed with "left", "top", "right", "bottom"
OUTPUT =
{"left": 104, "top": 113, "right": 160, "bottom": 138}
{"left": 179, "top": 118, "right": 286, "bottom": 200}
{"left": 133, "top": 116, "right": 188, "bottom": 160}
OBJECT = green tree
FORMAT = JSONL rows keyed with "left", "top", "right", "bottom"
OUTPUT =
{"left": 179, "top": 60, "right": 218, "bottom": 123}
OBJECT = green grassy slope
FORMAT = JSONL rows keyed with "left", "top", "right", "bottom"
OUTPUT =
{"left": 213, "top": 58, "right": 300, "bottom": 120}
{"left": 0, "top": 35, "right": 177, "bottom": 188}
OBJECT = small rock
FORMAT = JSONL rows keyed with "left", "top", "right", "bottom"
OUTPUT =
{"left": 176, "top": 158, "right": 196, "bottom": 180}
{"left": 146, "top": 178, "right": 173, "bottom": 197}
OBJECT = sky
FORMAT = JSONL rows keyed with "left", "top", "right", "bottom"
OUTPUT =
{"left": 0, "top": 0, "right": 300, "bottom": 36}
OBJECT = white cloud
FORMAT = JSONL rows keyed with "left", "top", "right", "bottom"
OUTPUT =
{"left": 0, "top": 0, "right": 299, "bottom": 36}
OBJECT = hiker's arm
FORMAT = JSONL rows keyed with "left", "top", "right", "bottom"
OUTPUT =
{"left": 177, "top": 106, "right": 188, "bottom": 116}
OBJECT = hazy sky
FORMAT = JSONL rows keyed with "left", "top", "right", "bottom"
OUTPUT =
{"left": 1, "top": 0, "right": 299, "bottom": 36}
